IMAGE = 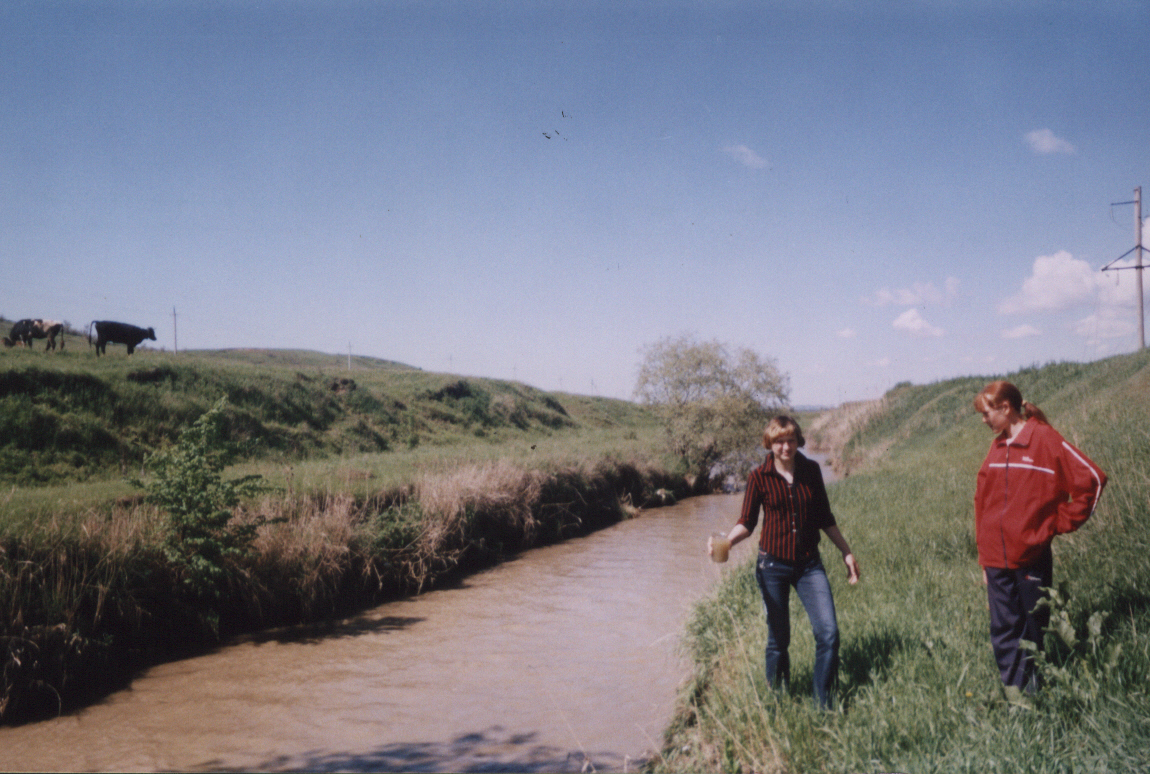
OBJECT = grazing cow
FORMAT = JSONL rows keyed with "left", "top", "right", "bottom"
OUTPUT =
{"left": 88, "top": 320, "right": 156, "bottom": 356}
{"left": 3, "top": 318, "right": 66, "bottom": 350}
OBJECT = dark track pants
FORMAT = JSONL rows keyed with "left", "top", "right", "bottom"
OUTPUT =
{"left": 984, "top": 545, "right": 1053, "bottom": 692}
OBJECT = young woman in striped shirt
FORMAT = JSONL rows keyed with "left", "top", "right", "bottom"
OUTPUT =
{"left": 709, "top": 415, "right": 860, "bottom": 709}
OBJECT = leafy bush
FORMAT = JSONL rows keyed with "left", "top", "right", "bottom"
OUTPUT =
{"left": 136, "top": 398, "right": 272, "bottom": 629}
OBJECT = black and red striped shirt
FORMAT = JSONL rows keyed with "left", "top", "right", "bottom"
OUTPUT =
{"left": 737, "top": 452, "right": 836, "bottom": 561}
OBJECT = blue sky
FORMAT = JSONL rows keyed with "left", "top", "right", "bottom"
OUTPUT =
{"left": 3, "top": 1, "right": 1148, "bottom": 406}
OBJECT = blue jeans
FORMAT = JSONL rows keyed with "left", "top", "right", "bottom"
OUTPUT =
{"left": 755, "top": 551, "right": 840, "bottom": 709}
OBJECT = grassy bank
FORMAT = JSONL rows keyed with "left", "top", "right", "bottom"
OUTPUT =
{"left": 0, "top": 321, "right": 656, "bottom": 489}
{"left": 658, "top": 350, "right": 1150, "bottom": 773}
{"left": 0, "top": 341, "right": 691, "bottom": 722}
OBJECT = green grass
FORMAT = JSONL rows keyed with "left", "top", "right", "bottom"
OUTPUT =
{"left": 0, "top": 420, "right": 668, "bottom": 529}
{"left": 658, "top": 349, "right": 1150, "bottom": 773}
{"left": 229, "top": 421, "right": 667, "bottom": 496}
{"left": 0, "top": 323, "right": 663, "bottom": 509}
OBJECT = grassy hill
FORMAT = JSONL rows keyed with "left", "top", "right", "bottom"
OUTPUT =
{"left": 659, "top": 349, "right": 1150, "bottom": 773}
{"left": 0, "top": 318, "right": 660, "bottom": 496}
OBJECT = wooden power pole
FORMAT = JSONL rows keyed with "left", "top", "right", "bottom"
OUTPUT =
{"left": 1137, "top": 187, "right": 1145, "bottom": 350}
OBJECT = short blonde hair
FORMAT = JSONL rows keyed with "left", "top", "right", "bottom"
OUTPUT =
{"left": 763, "top": 415, "right": 805, "bottom": 448}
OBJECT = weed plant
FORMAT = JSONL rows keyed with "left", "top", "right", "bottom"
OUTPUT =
{"left": 136, "top": 398, "right": 275, "bottom": 631}
{"left": 658, "top": 350, "right": 1150, "bottom": 773}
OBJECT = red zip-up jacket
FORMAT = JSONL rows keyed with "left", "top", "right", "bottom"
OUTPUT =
{"left": 974, "top": 418, "right": 1107, "bottom": 569}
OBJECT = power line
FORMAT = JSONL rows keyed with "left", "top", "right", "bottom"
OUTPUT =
{"left": 1101, "top": 186, "right": 1145, "bottom": 349}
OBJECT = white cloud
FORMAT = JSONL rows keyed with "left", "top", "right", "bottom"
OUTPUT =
{"left": 1074, "top": 308, "right": 1136, "bottom": 343}
{"left": 1002, "top": 324, "right": 1042, "bottom": 339}
{"left": 836, "top": 328, "right": 856, "bottom": 338}
{"left": 1025, "top": 128, "right": 1076, "bottom": 155}
{"left": 722, "top": 144, "right": 768, "bottom": 169}
{"left": 867, "top": 277, "right": 959, "bottom": 307}
{"left": 892, "top": 308, "right": 944, "bottom": 337}
{"left": 998, "top": 249, "right": 1147, "bottom": 343}
{"left": 998, "top": 251, "right": 1095, "bottom": 313}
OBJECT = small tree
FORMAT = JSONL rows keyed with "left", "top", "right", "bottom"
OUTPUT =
{"left": 137, "top": 398, "right": 269, "bottom": 624}
{"left": 634, "top": 334, "right": 790, "bottom": 476}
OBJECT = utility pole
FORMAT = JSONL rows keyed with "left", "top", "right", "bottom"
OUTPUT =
{"left": 1138, "top": 187, "right": 1145, "bottom": 350}
{"left": 172, "top": 307, "right": 178, "bottom": 353}
{"left": 1102, "top": 186, "right": 1146, "bottom": 350}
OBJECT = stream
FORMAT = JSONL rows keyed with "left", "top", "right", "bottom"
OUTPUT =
{"left": 2, "top": 454, "right": 836, "bottom": 772}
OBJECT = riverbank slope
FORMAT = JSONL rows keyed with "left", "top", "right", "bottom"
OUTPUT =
{"left": 658, "top": 351, "right": 1150, "bottom": 773}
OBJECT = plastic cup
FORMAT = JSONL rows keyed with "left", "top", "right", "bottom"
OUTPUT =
{"left": 710, "top": 533, "right": 730, "bottom": 563}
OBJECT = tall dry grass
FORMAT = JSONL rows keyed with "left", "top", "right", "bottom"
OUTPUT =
{"left": 0, "top": 501, "right": 169, "bottom": 717}
{"left": 805, "top": 396, "right": 887, "bottom": 475}
{"left": 418, "top": 461, "right": 543, "bottom": 548}
{"left": 245, "top": 492, "right": 365, "bottom": 621}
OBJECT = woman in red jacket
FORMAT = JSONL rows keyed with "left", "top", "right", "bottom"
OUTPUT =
{"left": 973, "top": 381, "right": 1107, "bottom": 693}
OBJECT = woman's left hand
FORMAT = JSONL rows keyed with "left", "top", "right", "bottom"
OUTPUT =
{"left": 843, "top": 553, "right": 860, "bottom": 585}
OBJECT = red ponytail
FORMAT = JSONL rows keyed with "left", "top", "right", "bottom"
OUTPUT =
{"left": 975, "top": 381, "right": 1048, "bottom": 424}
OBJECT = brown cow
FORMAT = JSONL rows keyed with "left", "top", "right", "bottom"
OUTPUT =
{"left": 3, "top": 319, "right": 65, "bottom": 350}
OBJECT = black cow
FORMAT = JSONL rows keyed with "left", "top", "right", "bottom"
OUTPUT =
{"left": 3, "top": 318, "right": 65, "bottom": 350}
{"left": 88, "top": 320, "right": 156, "bottom": 356}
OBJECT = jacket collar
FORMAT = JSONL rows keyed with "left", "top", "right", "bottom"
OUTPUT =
{"left": 997, "top": 416, "right": 1038, "bottom": 448}
{"left": 764, "top": 450, "right": 807, "bottom": 475}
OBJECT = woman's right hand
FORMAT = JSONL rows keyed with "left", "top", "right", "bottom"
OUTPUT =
{"left": 843, "top": 553, "right": 860, "bottom": 585}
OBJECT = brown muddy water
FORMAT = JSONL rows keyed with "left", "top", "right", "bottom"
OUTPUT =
{"left": 0, "top": 464, "right": 831, "bottom": 772}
